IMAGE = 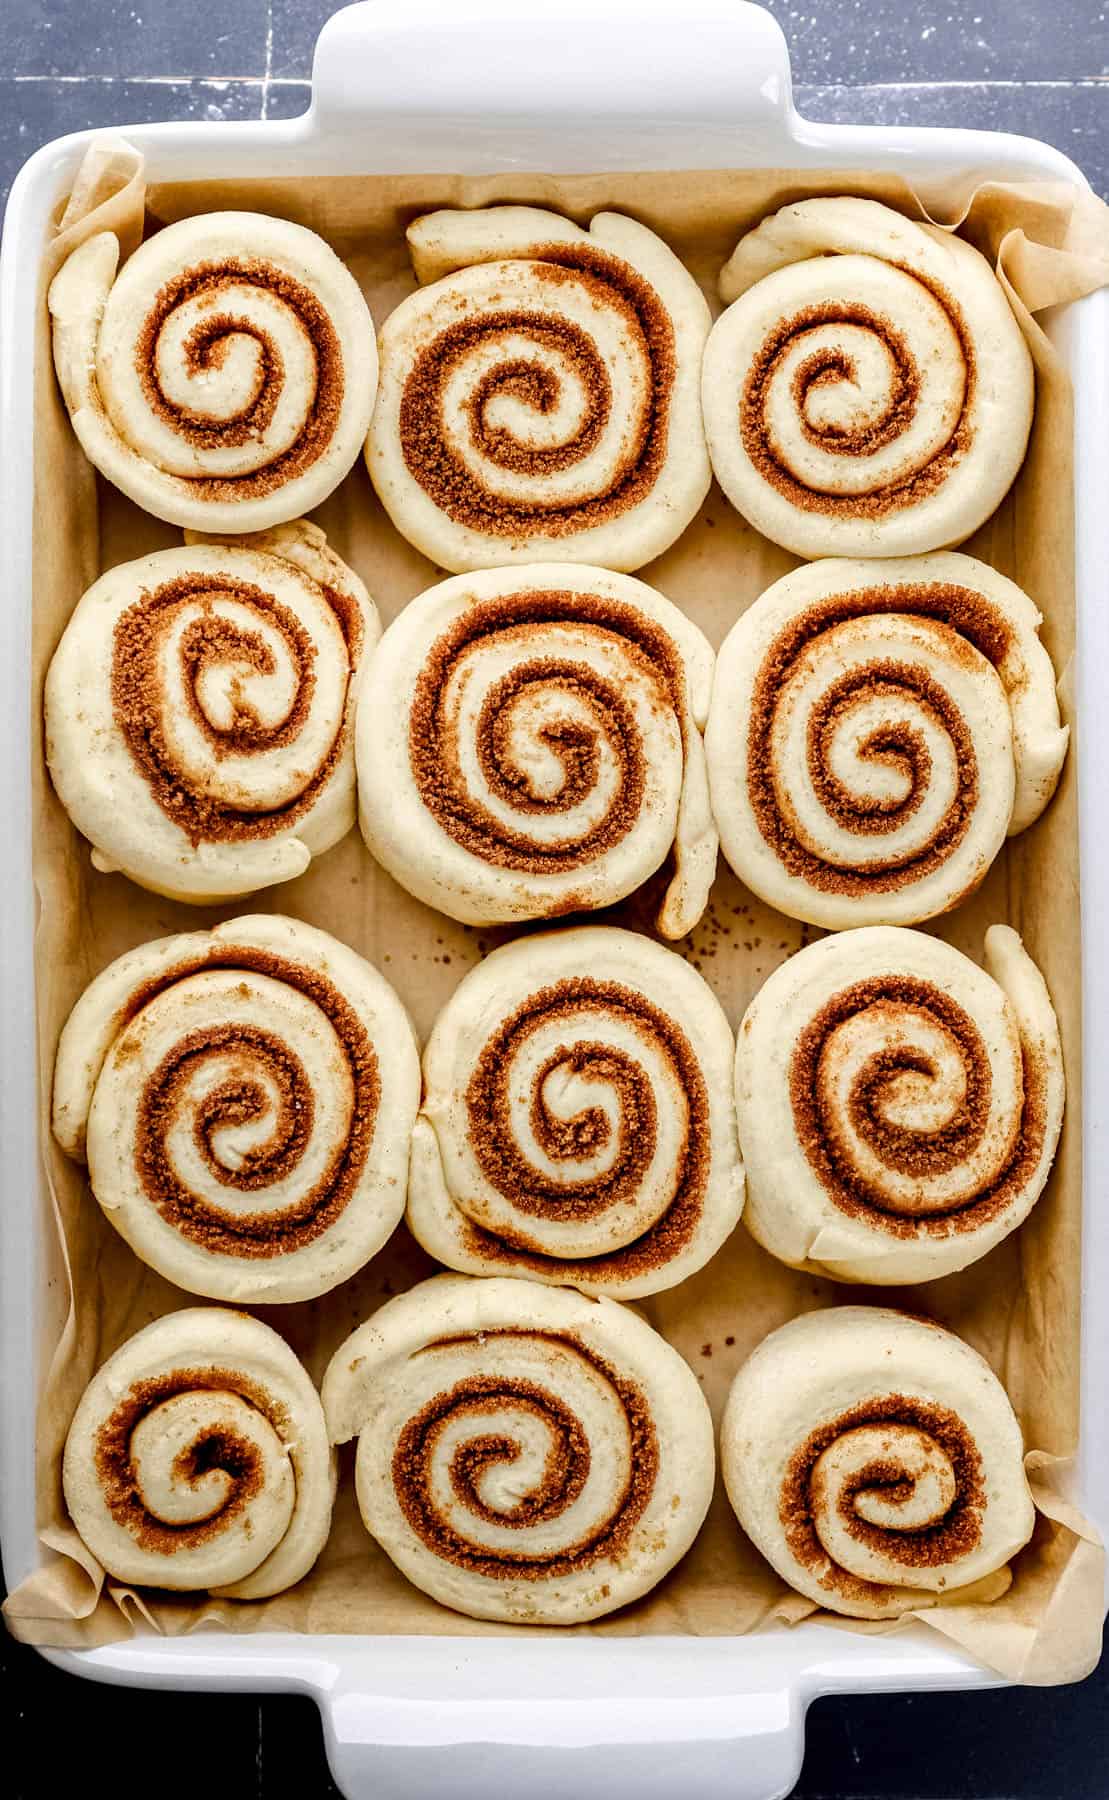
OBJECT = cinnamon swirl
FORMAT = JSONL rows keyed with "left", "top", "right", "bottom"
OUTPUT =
{"left": 323, "top": 1273, "right": 715, "bottom": 1624}
{"left": 408, "top": 927, "right": 744, "bottom": 1298}
{"left": 64, "top": 1307, "right": 335, "bottom": 1598}
{"left": 356, "top": 564, "right": 717, "bottom": 936}
{"left": 367, "top": 207, "right": 711, "bottom": 572}
{"left": 49, "top": 212, "right": 375, "bottom": 531}
{"left": 721, "top": 1307, "right": 1036, "bottom": 1619}
{"left": 734, "top": 925, "right": 1065, "bottom": 1285}
{"left": 705, "top": 552, "right": 1068, "bottom": 928}
{"left": 52, "top": 915, "right": 420, "bottom": 1303}
{"left": 45, "top": 521, "right": 377, "bottom": 903}
{"left": 703, "top": 198, "right": 1034, "bottom": 558}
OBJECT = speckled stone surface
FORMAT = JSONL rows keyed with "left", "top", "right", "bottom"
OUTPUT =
{"left": 1, "top": 4, "right": 1106, "bottom": 1798}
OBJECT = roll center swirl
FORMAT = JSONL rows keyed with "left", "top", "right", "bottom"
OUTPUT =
{"left": 780, "top": 1394, "right": 985, "bottom": 1606}
{"left": 398, "top": 247, "right": 676, "bottom": 535}
{"left": 390, "top": 1330, "right": 658, "bottom": 1581}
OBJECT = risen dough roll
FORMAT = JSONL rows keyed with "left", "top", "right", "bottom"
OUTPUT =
{"left": 703, "top": 198, "right": 1034, "bottom": 558}
{"left": 408, "top": 927, "right": 744, "bottom": 1298}
{"left": 734, "top": 926, "right": 1064, "bottom": 1285}
{"left": 323, "top": 1273, "right": 714, "bottom": 1624}
{"left": 46, "top": 521, "right": 378, "bottom": 903}
{"left": 367, "top": 207, "right": 711, "bottom": 572}
{"left": 49, "top": 212, "right": 376, "bottom": 531}
{"left": 705, "top": 552, "right": 1067, "bottom": 928}
{"left": 52, "top": 915, "right": 420, "bottom": 1303}
{"left": 721, "top": 1307, "right": 1036, "bottom": 1619}
{"left": 64, "top": 1307, "right": 335, "bottom": 1599}
{"left": 357, "top": 564, "right": 717, "bottom": 937}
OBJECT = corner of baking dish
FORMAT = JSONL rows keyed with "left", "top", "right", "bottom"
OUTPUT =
{"left": 2, "top": 4, "right": 1107, "bottom": 1797}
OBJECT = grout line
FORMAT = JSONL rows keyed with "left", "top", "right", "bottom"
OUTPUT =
{"left": 8, "top": 73, "right": 310, "bottom": 87}
{"left": 801, "top": 77, "right": 1109, "bottom": 91}
{"left": 5, "top": 73, "right": 1107, "bottom": 91}
{"left": 261, "top": 0, "right": 274, "bottom": 122}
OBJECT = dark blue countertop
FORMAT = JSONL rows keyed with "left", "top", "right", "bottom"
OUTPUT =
{"left": 2, "top": 4, "right": 1106, "bottom": 1796}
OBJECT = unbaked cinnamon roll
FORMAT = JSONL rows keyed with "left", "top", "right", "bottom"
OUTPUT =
{"left": 357, "top": 563, "right": 717, "bottom": 936}
{"left": 49, "top": 212, "right": 376, "bottom": 530}
{"left": 705, "top": 552, "right": 1067, "bottom": 928}
{"left": 45, "top": 521, "right": 377, "bottom": 903}
{"left": 367, "top": 206, "right": 711, "bottom": 571}
{"left": 52, "top": 915, "right": 420, "bottom": 1303}
{"left": 703, "top": 198, "right": 1034, "bottom": 558}
{"left": 721, "top": 1307, "right": 1036, "bottom": 1619}
{"left": 408, "top": 927, "right": 744, "bottom": 1298}
{"left": 64, "top": 1307, "right": 335, "bottom": 1598}
{"left": 323, "top": 1273, "right": 714, "bottom": 1624}
{"left": 734, "top": 925, "right": 1064, "bottom": 1285}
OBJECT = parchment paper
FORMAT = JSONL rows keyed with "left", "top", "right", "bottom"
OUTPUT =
{"left": 5, "top": 143, "right": 1108, "bottom": 1683}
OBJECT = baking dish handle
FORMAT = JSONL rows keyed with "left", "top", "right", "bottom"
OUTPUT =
{"left": 320, "top": 1677, "right": 807, "bottom": 1800}
{"left": 309, "top": 0, "right": 795, "bottom": 142}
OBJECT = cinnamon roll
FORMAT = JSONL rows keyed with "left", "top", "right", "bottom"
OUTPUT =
{"left": 366, "top": 207, "right": 711, "bottom": 572}
{"left": 705, "top": 553, "right": 1068, "bottom": 928}
{"left": 323, "top": 1273, "right": 714, "bottom": 1624}
{"left": 45, "top": 521, "right": 377, "bottom": 903}
{"left": 408, "top": 927, "right": 744, "bottom": 1298}
{"left": 703, "top": 198, "right": 1034, "bottom": 558}
{"left": 63, "top": 1307, "right": 335, "bottom": 1599}
{"left": 49, "top": 212, "right": 376, "bottom": 531}
{"left": 734, "top": 926, "right": 1064, "bottom": 1285}
{"left": 52, "top": 915, "right": 420, "bottom": 1303}
{"left": 721, "top": 1307, "right": 1036, "bottom": 1619}
{"left": 357, "top": 564, "right": 717, "bottom": 936}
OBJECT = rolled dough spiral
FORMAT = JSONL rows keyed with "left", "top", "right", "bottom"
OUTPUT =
{"left": 734, "top": 925, "right": 1065, "bottom": 1285}
{"left": 63, "top": 1307, "right": 335, "bottom": 1599}
{"left": 703, "top": 198, "right": 1034, "bottom": 558}
{"left": 46, "top": 521, "right": 378, "bottom": 903}
{"left": 408, "top": 926, "right": 744, "bottom": 1298}
{"left": 705, "top": 552, "right": 1067, "bottom": 928}
{"left": 323, "top": 1273, "right": 715, "bottom": 1623}
{"left": 356, "top": 563, "right": 717, "bottom": 937}
{"left": 49, "top": 211, "right": 376, "bottom": 531}
{"left": 367, "top": 206, "right": 711, "bottom": 571}
{"left": 52, "top": 914, "right": 420, "bottom": 1303}
{"left": 722, "top": 1307, "right": 1036, "bottom": 1619}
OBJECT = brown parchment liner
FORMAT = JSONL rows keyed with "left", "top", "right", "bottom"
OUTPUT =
{"left": 4, "top": 139, "right": 1108, "bottom": 1684}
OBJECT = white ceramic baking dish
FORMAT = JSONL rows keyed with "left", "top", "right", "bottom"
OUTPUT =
{"left": 2, "top": 3, "right": 1106, "bottom": 1795}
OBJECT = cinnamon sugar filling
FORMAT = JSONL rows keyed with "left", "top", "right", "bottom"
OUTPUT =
{"left": 94, "top": 1367, "right": 288, "bottom": 1557}
{"left": 739, "top": 271, "right": 976, "bottom": 518}
{"left": 398, "top": 247, "right": 675, "bottom": 535}
{"left": 409, "top": 588, "right": 687, "bottom": 873}
{"left": 135, "top": 258, "right": 344, "bottom": 500}
{"left": 460, "top": 976, "right": 709, "bottom": 1276}
{"left": 391, "top": 1332, "right": 657, "bottom": 1580}
{"left": 112, "top": 572, "right": 353, "bottom": 845}
{"left": 780, "top": 1394, "right": 985, "bottom": 1607}
{"left": 788, "top": 974, "right": 1048, "bottom": 1237}
{"left": 747, "top": 583, "right": 1014, "bottom": 896}
{"left": 120, "top": 947, "right": 379, "bottom": 1258}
